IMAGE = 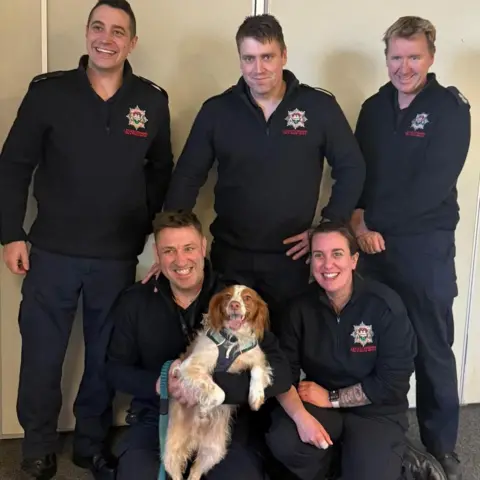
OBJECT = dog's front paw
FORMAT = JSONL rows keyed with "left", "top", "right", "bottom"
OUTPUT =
{"left": 199, "top": 384, "right": 225, "bottom": 412}
{"left": 264, "top": 366, "right": 274, "bottom": 388}
{"left": 211, "top": 384, "right": 226, "bottom": 406}
{"left": 248, "top": 385, "right": 265, "bottom": 411}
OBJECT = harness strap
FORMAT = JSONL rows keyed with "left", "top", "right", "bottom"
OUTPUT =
{"left": 207, "top": 328, "right": 258, "bottom": 355}
{"left": 158, "top": 360, "right": 173, "bottom": 480}
{"left": 206, "top": 328, "right": 258, "bottom": 372}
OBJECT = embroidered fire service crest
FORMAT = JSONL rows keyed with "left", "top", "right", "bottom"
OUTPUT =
{"left": 410, "top": 112, "right": 429, "bottom": 131}
{"left": 285, "top": 108, "right": 308, "bottom": 130}
{"left": 126, "top": 105, "right": 148, "bottom": 130}
{"left": 351, "top": 322, "right": 374, "bottom": 347}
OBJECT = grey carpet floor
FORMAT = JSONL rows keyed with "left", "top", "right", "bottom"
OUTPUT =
{"left": 1, "top": 405, "right": 479, "bottom": 479}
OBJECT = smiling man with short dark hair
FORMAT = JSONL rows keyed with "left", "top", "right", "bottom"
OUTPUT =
{"left": 106, "top": 210, "right": 291, "bottom": 479}
{"left": 161, "top": 14, "right": 365, "bottom": 325}
{"left": 0, "top": 1, "right": 173, "bottom": 478}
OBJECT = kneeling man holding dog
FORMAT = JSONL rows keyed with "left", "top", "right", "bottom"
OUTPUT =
{"left": 106, "top": 210, "right": 291, "bottom": 479}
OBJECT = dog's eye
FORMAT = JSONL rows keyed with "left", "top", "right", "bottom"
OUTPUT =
{"left": 244, "top": 295, "right": 252, "bottom": 301}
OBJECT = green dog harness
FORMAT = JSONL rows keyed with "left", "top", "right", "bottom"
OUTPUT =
{"left": 206, "top": 328, "right": 258, "bottom": 372}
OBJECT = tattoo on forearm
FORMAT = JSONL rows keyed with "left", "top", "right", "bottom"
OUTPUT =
{"left": 338, "top": 383, "right": 371, "bottom": 408}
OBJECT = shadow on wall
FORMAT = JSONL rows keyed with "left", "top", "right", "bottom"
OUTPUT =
{"left": 451, "top": 49, "right": 479, "bottom": 175}
{"left": 449, "top": 50, "right": 480, "bottom": 405}
{"left": 313, "top": 50, "right": 379, "bottom": 225}
{"left": 445, "top": 49, "right": 480, "bottom": 281}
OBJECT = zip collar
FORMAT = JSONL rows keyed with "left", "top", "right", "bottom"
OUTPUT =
{"left": 234, "top": 69, "right": 300, "bottom": 112}
{"left": 77, "top": 54, "right": 134, "bottom": 102}
{"left": 153, "top": 259, "right": 216, "bottom": 304}
{"left": 317, "top": 272, "right": 366, "bottom": 311}
{"left": 378, "top": 72, "right": 441, "bottom": 107}
{"left": 152, "top": 259, "right": 219, "bottom": 341}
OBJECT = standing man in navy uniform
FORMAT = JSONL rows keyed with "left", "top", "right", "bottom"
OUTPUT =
{"left": 0, "top": 1, "right": 173, "bottom": 478}
{"left": 351, "top": 16, "right": 470, "bottom": 480}
{"left": 162, "top": 14, "right": 365, "bottom": 320}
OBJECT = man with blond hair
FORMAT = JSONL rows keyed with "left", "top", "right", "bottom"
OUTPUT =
{"left": 351, "top": 15, "right": 470, "bottom": 480}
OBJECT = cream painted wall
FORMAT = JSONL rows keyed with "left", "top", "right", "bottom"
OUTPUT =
{"left": 464, "top": 220, "right": 480, "bottom": 403}
{"left": 268, "top": 0, "right": 480, "bottom": 406}
{"left": 1, "top": 0, "right": 479, "bottom": 438}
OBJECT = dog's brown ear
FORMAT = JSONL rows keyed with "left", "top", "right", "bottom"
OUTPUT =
{"left": 252, "top": 294, "right": 269, "bottom": 340}
{"left": 207, "top": 291, "right": 225, "bottom": 332}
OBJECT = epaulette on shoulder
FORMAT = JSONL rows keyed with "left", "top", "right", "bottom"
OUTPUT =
{"left": 203, "top": 86, "right": 235, "bottom": 105}
{"left": 30, "top": 70, "right": 65, "bottom": 85}
{"left": 447, "top": 86, "right": 469, "bottom": 106}
{"left": 300, "top": 83, "right": 335, "bottom": 98}
{"left": 139, "top": 76, "right": 168, "bottom": 99}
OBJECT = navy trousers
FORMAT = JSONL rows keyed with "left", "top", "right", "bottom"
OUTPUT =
{"left": 358, "top": 231, "right": 459, "bottom": 456}
{"left": 115, "top": 421, "right": 267, "bottom": 480}
{"left": 266, "top": 403, "right": 407, "bottom": 480}
{"left": 16, "top": 246, "right": 137, "bottom": 459}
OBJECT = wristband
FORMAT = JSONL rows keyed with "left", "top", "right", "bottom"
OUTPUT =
{"left": 328, "top": 389, "right": 340, "bottom": 408}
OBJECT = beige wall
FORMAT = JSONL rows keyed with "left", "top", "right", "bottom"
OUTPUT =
{"left": 1, "top": 0, "right": 479, "bottom": 437}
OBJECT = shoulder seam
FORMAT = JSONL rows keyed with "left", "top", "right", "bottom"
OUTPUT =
{"left": 30, "top": 71, "right": 65, "bottom": 85}
{"left": 446, "top": 86, "right": 469, "bottom": 106}
{"left": 300, "top": 83, "right": 335, "bottom": 98}
{"left": 138, "top": 76, "right": 168, "bottom": 99}
{"left": 203, "top": 86, "right": 235, "bottom": 105}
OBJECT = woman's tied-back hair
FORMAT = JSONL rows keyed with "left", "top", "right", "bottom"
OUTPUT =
{"left": 383, "top": 16, "right": 436, "bottom": 56}
{"left": 309, "top": 220, "right": 359, "bottom": 256}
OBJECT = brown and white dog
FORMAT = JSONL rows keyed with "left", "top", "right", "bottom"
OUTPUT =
{"left": 163, "top": 285, "right": 273, "bottom": 480}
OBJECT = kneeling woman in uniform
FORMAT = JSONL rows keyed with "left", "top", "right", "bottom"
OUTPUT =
{"left": 267, "top": 221, "right": 417, "bottom": 480}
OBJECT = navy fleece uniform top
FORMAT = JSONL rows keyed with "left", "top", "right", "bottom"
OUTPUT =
{"left": 355, "top": 73, "right": 471, "bottom": 236}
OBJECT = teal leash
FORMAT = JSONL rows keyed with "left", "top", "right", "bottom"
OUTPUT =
{"left": 158, "top": 360, "right": 173, "bottom": 480}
